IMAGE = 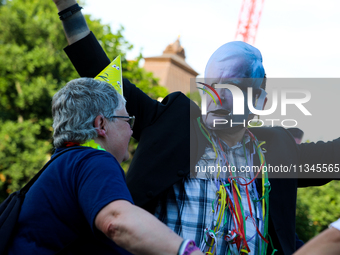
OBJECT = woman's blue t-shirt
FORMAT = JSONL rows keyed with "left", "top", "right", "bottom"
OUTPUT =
{"left": 8, "top": 146, "right": 133, "bottom": 254}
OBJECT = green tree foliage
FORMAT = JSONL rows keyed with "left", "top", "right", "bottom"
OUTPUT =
{"left": 296, "top": 181, "right": 340, "bottom": 242}
{"left": 0, "top": 0, "right": 167, "bottom": 201}
{"left": 187, "top": 91, "right": 201, "bottom": 108}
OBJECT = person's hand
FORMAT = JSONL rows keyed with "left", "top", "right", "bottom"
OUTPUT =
{"left": 52, "top": 0, "right": 89, "bottom": 45}
{"left": 52, "top": 0, "right": 77, "bottom": 12}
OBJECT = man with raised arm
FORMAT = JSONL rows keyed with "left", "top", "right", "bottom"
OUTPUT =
{"left": 52, "top": 1, "right": 340, "bottom": 254}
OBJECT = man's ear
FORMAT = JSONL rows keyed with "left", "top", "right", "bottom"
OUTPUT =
{"left": 94, "top": 115, "right": 107, "bottom": 137}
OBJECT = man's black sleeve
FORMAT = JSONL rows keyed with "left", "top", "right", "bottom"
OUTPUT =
{"left": 63, "top": 32, "right": 168, "bottom": 140}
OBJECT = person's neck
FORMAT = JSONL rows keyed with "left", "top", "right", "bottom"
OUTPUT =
{"left": 214, "top": 128, "right": 247, "bottom": 148}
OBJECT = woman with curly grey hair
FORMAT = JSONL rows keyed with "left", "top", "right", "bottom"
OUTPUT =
{"left": 7, "top": 78, "right": 202, "bottom": 255}
{"left": 52, "top": 77, "right": 126, "bottom": 149}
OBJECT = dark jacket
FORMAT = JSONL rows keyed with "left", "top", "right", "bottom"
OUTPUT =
{"left": 64, "top": 32, "right": 340, "bottom": 254}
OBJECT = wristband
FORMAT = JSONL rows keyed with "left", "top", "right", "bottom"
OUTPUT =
{"left": 178, "top": 239, "right": 199, "bottom": 255}
{"left": 183, "top": 245, "right": 200, "bottom": 255}
{"left": 58, "top": 3, "right": 83, "bottom": 21}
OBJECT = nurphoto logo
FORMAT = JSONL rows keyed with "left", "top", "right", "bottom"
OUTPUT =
{"left": 198, "top": 83, "right": 312, "bottom": 128}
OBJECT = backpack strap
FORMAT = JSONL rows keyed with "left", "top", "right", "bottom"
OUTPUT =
{"left": 0, "top": 146, "right": 87, "bottom": 254}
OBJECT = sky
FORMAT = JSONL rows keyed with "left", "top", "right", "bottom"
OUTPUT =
{"left": 83, "top": 0, "right": 340, "bottom": 142}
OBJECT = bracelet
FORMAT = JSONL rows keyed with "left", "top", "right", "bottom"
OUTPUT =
{"left": 178, "top": 239, "right": 199, "bottom": 255}
{"left": 58, "top": 3, "right": 83, "bottom": 21}
{"left": 183, "top": 245, "right": 200, "bottom": 255}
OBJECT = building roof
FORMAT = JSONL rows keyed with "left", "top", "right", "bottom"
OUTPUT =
{"left": 144, "top": 37, "right": 199, "bottom": 76}
{"left": 144, "top": 53, "right": 199, "bottom": 76}
{"left": 143, "top": 37, "right": 199, "bottom": 94}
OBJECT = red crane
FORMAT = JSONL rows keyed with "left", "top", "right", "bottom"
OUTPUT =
{"left": 235, "top": 0, "right": 265, "bottom": 45}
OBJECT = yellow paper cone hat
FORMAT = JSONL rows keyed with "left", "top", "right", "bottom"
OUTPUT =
{"left": 94, "top": 55, "right": 123, "bottom": 95}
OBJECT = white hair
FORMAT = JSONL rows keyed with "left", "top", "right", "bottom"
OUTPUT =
{"left": 52, "top": 78, "right": 125, "bottom": 147}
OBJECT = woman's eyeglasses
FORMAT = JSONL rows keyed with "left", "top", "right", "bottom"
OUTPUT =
{"left": 107, "top": 115, "right": 135, "bottom": 129}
